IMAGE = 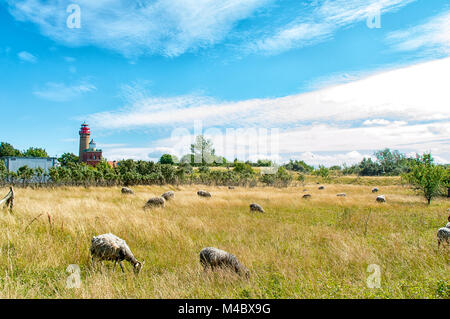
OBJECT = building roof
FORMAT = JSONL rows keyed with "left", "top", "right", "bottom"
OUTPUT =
{"left": 1, "top": 156, "right": 57, "bottom": 160}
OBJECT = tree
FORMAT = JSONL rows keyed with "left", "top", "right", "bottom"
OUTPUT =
{"left": 0, "top": 161, "right": 7, "bottom": 184}
{"left": 403, "top": 153, "right": 446, "bottom": 205}
{"left": 374, "top": 148, "right": 408, "bottom": 175}
{"left": 314, "top": 165, "right": 330, "bottom": 179}
{"left": 0, "top": 142, "right": 22, "bottom": 157}
{"left": 17, "top": 165, "right": 35, "bottom": 186}
{"left": 58, "top": 153, "right": 79, "bottom": 167}
{"left": 159, "top": 154, "right": 177, "bottom": 165}
{"left": 190, "top": 135, "right": 216, "bottom": 166}
{"left": 23, "top": 147, "right": 49, "bottom": 158}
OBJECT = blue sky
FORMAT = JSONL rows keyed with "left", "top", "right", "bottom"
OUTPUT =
{"left": 0, "top": 0, "right": 449, "bottom": 165}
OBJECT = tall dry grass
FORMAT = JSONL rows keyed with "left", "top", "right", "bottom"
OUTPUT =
{"left": 0, "top": 183, "right": 448, "bottom": 298}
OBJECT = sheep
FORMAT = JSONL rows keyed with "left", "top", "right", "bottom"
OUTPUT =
{"left": 318, "top": 186, "right": 325, "bottom": 190}
{"left": 437, "top": 228, "right": 450, "bottom": 249}
{"left": 372, "top": 187, "right": 379, "bottom": 193}
{"left": 250, "top": 203, "right": 265, "bottom": 213}
{"left": 228, "top": 186, "right": 235, "bottom": 190}
{"left": 197, "top": 190, "right": 212, "bottom": 198}
{"left": 144, "top": 197, "right": 165, "bottom": 209}
{"left": 161, "top": 191, "right": 174, "bottom": 201}
{"left": 90, "top": 233, "right": 144, "bottom": 274}
{"left": 121, "top": 187, "right": 134, "bottom": 195}
{"left": 376, "top": 195, "right": 386, "bottom": 203}
{"left": 302, "top": 194, "right": 312, "bottom": 199}
{"left": 200, "top": 247, "right": 249, "bottom": 278}
{"left": 337, "top": 193, "right": 346, "bottom": 197}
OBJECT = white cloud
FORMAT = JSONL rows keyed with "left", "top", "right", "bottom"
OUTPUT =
{"left": 87, "top": 57, "right": 450, "bottom": 164}
{"left": 86, "top": 57, "right": 450, "bottom": 129}
{"left": 247, "top": 0, "right": 414, "bottom": 54}
{"left": 6, "top": 0, "right": 271, "bottom": 58}
{"left": 33, "top": 82, "right": 96, "bottom": 102}
{"left": 362, "top": 119, "right": 407, "bottom": 126}
{"left": 386, "top": 10, "right": 450, "bottom": 57}
{"left": 17, "top": 50, "right": 37, "bottom": 63}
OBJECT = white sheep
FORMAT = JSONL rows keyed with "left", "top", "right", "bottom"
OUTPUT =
{"left": 121, "top": 187, "right": 134, "bottom": 195}
{"left": 144, "top": 197, "right": 165, "bottom": 209}
{"left": 197, "top": 190, "right": 212, "bottom": 198}
{"left": 90, "top": 233, "right": 144, "bottom": 273}
{"left": 437, "top": 228, "right": 450, "bottom": 249}
{"left": 200, "top": 247, "right": 249, "bottom": 278}
{"left": 161, "top": 191, "right": 175, "bottom": 201}
{"left": 376, "top": 195, "right": 386, "bottom": 203}
{"left": 250, "top": 203, "right": 265, "bottom": 213}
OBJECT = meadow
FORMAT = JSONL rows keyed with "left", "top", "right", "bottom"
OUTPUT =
{"left": 0, "top": 179, "right": 448, "bottom": 299}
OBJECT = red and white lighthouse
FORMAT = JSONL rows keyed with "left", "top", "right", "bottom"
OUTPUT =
{"left": 78, "top": 123, "right": 103, "bottom": 166}
{"left": 79, "top": 123, "right": 90, "bottom": 161}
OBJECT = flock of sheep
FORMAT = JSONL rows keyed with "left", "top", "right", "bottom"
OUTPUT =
{"left": 88, "top": 186, "right": 449, "bottom": 276}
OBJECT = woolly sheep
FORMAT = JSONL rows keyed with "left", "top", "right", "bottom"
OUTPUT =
{"left": 250, "top": 203, "right": 264, "bottom": 213}
{"left": 437, "top": 228, "right": 450, "bottom": 249}
{"left": 121, "top": 187, "right": 134, "bottom": 195}
{"left": 161, "top": 191, "right": 175, "bottom": 201}
{"left": 197, "top": 190, "right": 212, "bottom": 198}
{"left": 318, "top": 186, "right": 325, "bottom": 190}
{"left": 376, "top": 195, "right": 386, "bottom": 203}
{"left": 90, "top": 233, "right": 144, "bottom": 274}
{"left": 302, "top": 194, "right": 312, "bottom": 199}
{"left": 144, "top": 197, "right": 165, "bottom": 209}
{"left": 228, "top": 186, "right": 235, "bottom": 190}
{"left": 200, "top": 247, "right": 249, "bottom": 278}
{"left": 372, "top": 187, "right": 379, "bottom": 193}
{"left": 337, "top": 193, "right": 346, "bottom": 197}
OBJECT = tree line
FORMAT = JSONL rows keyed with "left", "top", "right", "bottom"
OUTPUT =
{"left": 0, "top": 138, "right": 448, "bottom": 203}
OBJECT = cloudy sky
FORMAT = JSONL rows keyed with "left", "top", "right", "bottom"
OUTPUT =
{"left": 0, "top": 0, "right": 449, "bottom": 165}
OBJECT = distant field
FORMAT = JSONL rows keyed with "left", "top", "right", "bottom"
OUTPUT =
{"left": 0, "top": 181, "right": 448, "bottom": 298}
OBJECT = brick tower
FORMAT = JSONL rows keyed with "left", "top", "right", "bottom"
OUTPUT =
{"left": 79, "top": 123, "right": 90, "bottom": 162}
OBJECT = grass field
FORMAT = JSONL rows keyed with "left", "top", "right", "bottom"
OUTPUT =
{"left": 0, "top": 182, "right": 448, "bottom": 299}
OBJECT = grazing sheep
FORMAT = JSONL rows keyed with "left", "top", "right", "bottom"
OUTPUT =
{"left": 161, "top": 191, "right": 174, "bottom": 201}
{"left": 90, "top": 233, "right": 144, "bottom": 274}
{"left": 372, "top": 187, "right": 379, "bottom": 193}
{"left": 437, "top": 228, "right": 450, "bottom": 249}
{"left": 200, "top": 247, "right": 249, "bottom": 278}
{"left": 337, "top": 193, "right": 346, "bottom": 197}
{"left": 318, "top": 186, "right": 325, "bottom": 190}
{"left": 197, "top": 190, "right": 212, "bottom": 198}
{"left": 376, "top": 195, "right": 386, "bottom": 203}
{"left": 121, "top": 187, "right": 134, "bottom": 195}
{"left": 144, "top": 197, "right": 165, "bottom": 209}
{"left": 302, "top": 194, "right": 312, "bottom": 199}
{"left": 228, "top": 186, "right": 235, "bottom": 190}
{"left": 250, "top": 203, "right": 265, "bottom": 213}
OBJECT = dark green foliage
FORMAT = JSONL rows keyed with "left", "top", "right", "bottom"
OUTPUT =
{"left": 0, "top": 142, "right": 22, "bottom": 157}
{"left": 159, "top": 154, "right": 176, "bottom": 165}
{"left": 283, "top": 160, "right": 314, "bottom": 173}
{"left": 23, "top": 147, "right": 49, "bottom": 158}
{"left": 58, "top": 153, "right": 79, "bottom": 166}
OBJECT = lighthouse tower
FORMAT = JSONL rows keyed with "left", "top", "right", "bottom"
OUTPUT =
{"left": 79, "top": 123, "right": 90, "bottom": 162}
